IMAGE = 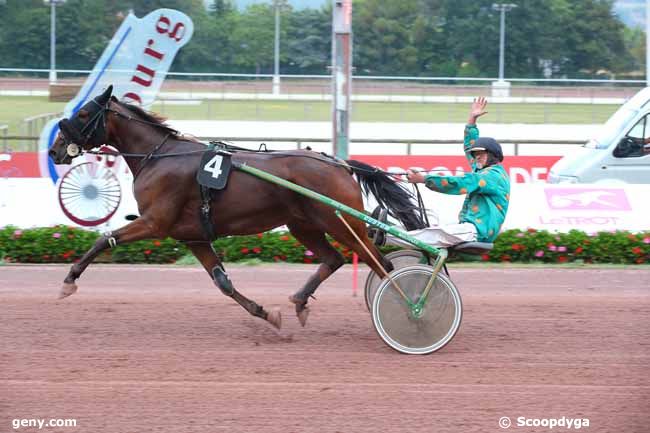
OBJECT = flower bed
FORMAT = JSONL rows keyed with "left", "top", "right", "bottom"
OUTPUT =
{"left": 1, "top": 225, "right": 649, "bottom": 265}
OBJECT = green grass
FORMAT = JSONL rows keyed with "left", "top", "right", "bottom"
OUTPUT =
{"left": 0, "top": 96, "right": 618, "bottom": 150}
{"left": 154, "top": 99, "right": 617, "bottom": 124}
{"left": 0, "top": 97, "right": 65, "bottom": 135}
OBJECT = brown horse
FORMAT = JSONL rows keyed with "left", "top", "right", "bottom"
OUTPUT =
{"left": 48, "top": 85, "right": 425, "bottom": 329}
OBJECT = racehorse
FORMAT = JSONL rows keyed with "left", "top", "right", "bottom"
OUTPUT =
{"left": 48, "top": 85, "right": 426, "bottom": 329}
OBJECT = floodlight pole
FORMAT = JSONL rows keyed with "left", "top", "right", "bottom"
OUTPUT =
{"left": 491, "top": 3, "right": 516, "bottom": 97}
{"left": 45, "top": 0, "right": 66, "bottom": 84}
{"left": 331, "top": 0, "right": 352, "bottom": 159}
{"left": 273, "top": 0, "right": 280, "bottom": 95}
{"left": 646, "top": 0, "right": 649, "bottom": 86}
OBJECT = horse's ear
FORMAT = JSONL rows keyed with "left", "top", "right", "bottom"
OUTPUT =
{"left": 110, "top": 95, "right": 118, "bottom": 102}
{"left": 97, "top": 85, "right": 113, "bottom": 103}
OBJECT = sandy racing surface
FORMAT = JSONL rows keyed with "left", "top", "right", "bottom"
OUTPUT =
{"left": 1, "top": 264, "right": 649, "bottom": 433}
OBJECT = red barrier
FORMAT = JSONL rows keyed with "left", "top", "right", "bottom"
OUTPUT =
{"left": 350, "top": 155, "right": 562, "bottom": 183}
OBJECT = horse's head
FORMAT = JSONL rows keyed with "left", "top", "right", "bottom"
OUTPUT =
{"left": 49, "top": 85, "right": 114, "bottom": 164}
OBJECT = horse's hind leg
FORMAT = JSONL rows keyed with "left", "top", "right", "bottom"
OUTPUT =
{"left": 286, "top": 222, "right": 346, "bottom": 327}
{"left": 327, "top": 214, "right": 394, "bottom": 278}
{"left": 186, "top": 242, "right": 282, "bottom": 329}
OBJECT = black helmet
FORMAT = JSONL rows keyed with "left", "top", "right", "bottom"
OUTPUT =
{"left": 469, "top": 137, "right": 503, "bottom": 162}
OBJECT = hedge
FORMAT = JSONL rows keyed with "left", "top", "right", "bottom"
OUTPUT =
{"left": 1, "top": 225, "right": 650, "bottom": 265}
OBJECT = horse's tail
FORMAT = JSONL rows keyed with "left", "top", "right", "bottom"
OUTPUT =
{"left": 346, "top": 159, "right": 427, "bottom": 231}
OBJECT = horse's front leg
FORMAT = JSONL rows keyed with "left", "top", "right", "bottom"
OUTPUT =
{"left": 59, "top": 217, "right": 159, "bottom": 299}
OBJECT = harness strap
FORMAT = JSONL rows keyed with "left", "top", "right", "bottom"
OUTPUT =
{"left": 198, "top": 142, "right": 218, "bottom": 241}
{"left": 199, "top": 184, "right": 217, "bottom": 241}
{"left": 133, "top": 133, "right": 171, "bottom": 181}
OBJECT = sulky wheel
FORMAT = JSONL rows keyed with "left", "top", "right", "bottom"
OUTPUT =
{"left": 371, "top": 264, "right": 462, "bottom": 355}
{"left": 364, "top": 249, "right": 428, "bottom": 311}
{"left": 58, "top": 162, "right": 122, "bottom": 227}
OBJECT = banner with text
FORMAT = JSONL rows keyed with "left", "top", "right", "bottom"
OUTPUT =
{"left": 351, "top": 155, "right": 562, "bottom": 183}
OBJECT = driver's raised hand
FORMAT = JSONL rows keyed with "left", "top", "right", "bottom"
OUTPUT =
{"left": 469, "top": 97, "right": 488, "bottom": 124}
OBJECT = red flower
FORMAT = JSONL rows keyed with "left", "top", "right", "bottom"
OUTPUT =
{"left": 500, "top": 255, "right": 511, "bottom": 262}
{"left": 511, "top": 244, "right": 525, "bottom": 251}
{"left": 241, "top": 247, "right": 249, "bottom": 254}
{"left": 144, "top": 249, "right": 152, "bottom": 255}
{"left": 627, "top": 234, "right": 637, "bottom": 240}
{"left": 273, "top": 256, "right": 280, "bottom": 261}
{"left": 256, "top": 233, "right": 264, "bottom": 239}
{"left": 481, "top": 254, "right": 490, "bottom": 261}
{"left": 331, "top": 241, "right": 340, "bottom": 248}
{"left": 280, "top": 235, "right": 290, "bottom": 241}
{"left": 527, "top": 228, "right": 537, "bottom": 233}
{"left": 557, "top": 255, "right": 568, "bottom": 263}
{"left": 279, "top": 255, "right": 287, "bottom": 260}
{"left": 252, "top": 247, "right": 262, "bottom": 254}
{"left": 153, "top": 240, "right": 161, "bottom": 247}
{"left": 303, "top": 258, "right": 313, "bottom": 264}
{"left": 635, "top": 258, "right": 645, "bottom": 264}
{"left": 632, "top": 247, "right": 642, "bottom": 255}
{"left": 42, "top": 255, "right": 50, "bottom": 260}
{"left": 574, "top": 246, "right": 583, "bottom": 254}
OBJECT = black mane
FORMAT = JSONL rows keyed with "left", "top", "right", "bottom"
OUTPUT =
{"left": 119, "top": 101, "right": 178, "bottom": 136}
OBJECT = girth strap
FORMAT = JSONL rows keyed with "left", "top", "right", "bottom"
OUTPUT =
{"left": 199, "top": 184, "right": 217, "bottom": 241}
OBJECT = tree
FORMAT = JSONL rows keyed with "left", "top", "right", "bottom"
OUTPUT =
{"left": 285, "top": 7, "right": 331, "bottom": 74}
{"left": 622, "top": 27, "right": 646, "bottom": 74}
{"left": 229, "top": 3, "right": 290, "bottom": 74}
{"left": 354, "top": 0, "right": 442, "bottom": 75}
{"left": 0, "top": 0, "right": 51, "bottom": 69}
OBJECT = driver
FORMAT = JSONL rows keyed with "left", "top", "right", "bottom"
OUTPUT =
{"left": 379, "top": 97, "right": 511, "bottom": 248}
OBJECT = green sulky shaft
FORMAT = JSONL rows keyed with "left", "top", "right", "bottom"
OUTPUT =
{"left": 235, "top": 162, "right": 442, "bottom": 257}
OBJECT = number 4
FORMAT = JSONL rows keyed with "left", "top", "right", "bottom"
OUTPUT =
{"left": 203, "top": 154, "right": 223, "bottom": 179}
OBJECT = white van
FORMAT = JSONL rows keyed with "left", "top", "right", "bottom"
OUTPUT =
{"left": 548, "top": 87, "right": 650, "bottom": 184}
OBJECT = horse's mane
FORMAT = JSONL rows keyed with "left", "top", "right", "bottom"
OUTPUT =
{"left": 117, "top": 100, "right": 200, "bottom": 143}
{"left": 119, "top": 101, "right": 174, "bottom": 129}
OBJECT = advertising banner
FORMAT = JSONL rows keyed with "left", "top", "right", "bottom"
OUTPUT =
{"left": 350, "top": 155, "right": 562, "bottom": 183}
{"left": 38, "top": 8, "right": 194, "bottom": 185}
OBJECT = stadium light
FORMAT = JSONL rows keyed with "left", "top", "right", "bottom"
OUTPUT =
{"left": 492, "top": 3, "right": 517, "bottom": 82}
{"left": 273, "top": 0, "right": 281, "bottom": 95}
{"left": 44, "top": 0, "right": 66, "bottom": 84}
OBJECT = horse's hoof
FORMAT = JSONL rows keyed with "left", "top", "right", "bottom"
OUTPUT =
{"left": 297, "top": 306, "right": 310, "bottom": 327}
{"left": 288, "top": 294, "right": 302, "bottom": 305}
{"left": 58, "top": 282, "right": 78, "bottom": 299}
{"left": 267, "top": 309, "right": 282, "bottom": 330}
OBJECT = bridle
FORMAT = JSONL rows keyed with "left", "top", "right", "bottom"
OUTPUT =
{"left": 58, "top": 97, "right": 110, "bottom": 158}
{"left": 57, "top": 97, "right": 189, "bottom": 180}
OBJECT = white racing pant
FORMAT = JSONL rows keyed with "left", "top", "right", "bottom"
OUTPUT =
{"left": 386, "top": 222, "right": 478, "bottom": 248}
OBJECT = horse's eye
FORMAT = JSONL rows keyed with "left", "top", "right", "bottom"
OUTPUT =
{"left": 78, "top": 110, "right": 89, "bottom": 120}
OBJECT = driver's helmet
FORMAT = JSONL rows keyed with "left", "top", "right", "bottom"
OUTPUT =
{"left": 469, "top": 137, "right": 503, "bottom": 163}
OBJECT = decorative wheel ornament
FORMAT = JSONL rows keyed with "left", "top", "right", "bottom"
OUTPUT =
{"left": 58, "top": 162, "right": 122, "bottom": 226}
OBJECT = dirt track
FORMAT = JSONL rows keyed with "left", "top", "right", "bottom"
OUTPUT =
{"left": 1, "top": 264, "right": 649, "bottom": 433}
